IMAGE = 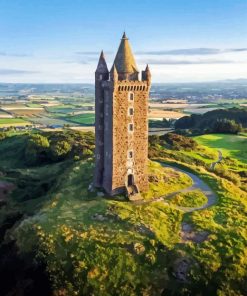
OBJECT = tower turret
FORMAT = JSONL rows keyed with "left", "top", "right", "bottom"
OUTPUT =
{"left": 110, "top": 64, "right": 118, "bottom": 82}
{"left": 94, "top": 51, "right": 109, "bottom": 187}
{"left": 95, "top": 50, "right": 109, "bottom": 81}
{"left": 142, "top": 64, "right": 151, "bottom": 86}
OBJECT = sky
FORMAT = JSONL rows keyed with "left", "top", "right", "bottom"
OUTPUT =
{"left": 0, "top": 0, "right": 247, "bottom": 83}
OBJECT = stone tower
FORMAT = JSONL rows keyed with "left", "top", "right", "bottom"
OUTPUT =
{"left": 94, "top": 33, "right": 151, "bottom": 197}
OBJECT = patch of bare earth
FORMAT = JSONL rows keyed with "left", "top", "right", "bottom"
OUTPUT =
{"left": 172, "top": 257, "right": 192, "bottom": 282}
{"left": 180, "top": 222, "right": 209, "bottom": 243}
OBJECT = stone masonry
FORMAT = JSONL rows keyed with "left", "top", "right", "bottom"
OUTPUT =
{"left": 94, "top": 33, "right": 151, "bottom": 197}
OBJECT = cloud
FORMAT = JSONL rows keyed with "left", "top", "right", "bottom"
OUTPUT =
{"left": 138, "top": 58, "right": 235, "bottom": 65}
{"left": 136, "top": 48, "right": 247, "bottom": 56}
{"left": 0, "top": 52, "right": 32, "bottom": 57}
{"left": 0, "top": 69, "right": 38, "bottom": 75}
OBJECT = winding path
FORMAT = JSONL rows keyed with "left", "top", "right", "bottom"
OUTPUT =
{"left": 135, "top": 163, "right": 217, "bottom": 213}
{"left": 210, "top": 150, "right": 223, "bottom": 170}
{"left": 161, "top": 164, "right": 217, "bottom": 213}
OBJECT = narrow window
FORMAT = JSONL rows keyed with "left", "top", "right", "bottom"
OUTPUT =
{"left": 99, "top": 74, "right": 102, "bottom": 80}
{"left": 129, "top": 92, "right": 134, "bottom": 101}
{"left": 128, "top": 150, "right": 133, "bottom": 158}
{"left": 129, "top": 123, "right": 134, "bottom": 132}
{"left": 129, "top": 108, "right": 134, "bottom": 116}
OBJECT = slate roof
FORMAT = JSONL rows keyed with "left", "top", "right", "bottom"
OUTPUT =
{"left": 111, "top": 33, "right": 139, "bottom": 74}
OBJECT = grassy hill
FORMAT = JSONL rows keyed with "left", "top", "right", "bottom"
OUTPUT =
{"left": 0, "top": 130, "right": 246, "bottom": 295}
{"left": 193, "top": 133, "right": 247, "bottom": 164}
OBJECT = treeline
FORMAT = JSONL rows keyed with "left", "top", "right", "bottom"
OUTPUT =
{"left": 149, "top": 118, "right": 175, "bottom": 128}
{"left": 175, "top": 108, "right": 247, "bottom": 133}
{"left": 149, "top": 133, "right": 198, "bottom": 156}
{"left": 25, "top": 130, "right": 95, "bottom": 165}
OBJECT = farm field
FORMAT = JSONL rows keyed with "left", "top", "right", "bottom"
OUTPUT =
{"left": 193, "top": 133, "right": 247, "bottom": 164}
{"left": 148, "top": 109, "right": 184, "bottom": 120}
{"left": 28, "top": 115, "right": 79, "bottom": 127}
{"left": 0, "top": 118, "right": 31, "bottom": 127}
{"left": 65, "top": 113, "right": 95, "bottom": 125}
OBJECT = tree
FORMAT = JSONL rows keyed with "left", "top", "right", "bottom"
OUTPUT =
{"left": 50, "top": 140, "right": 72, "bottom": 161}
{"left": 25, "top": 134, "right": 50, "bottom": 165}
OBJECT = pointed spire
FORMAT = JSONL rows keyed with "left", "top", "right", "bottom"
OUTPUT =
{"left": 96, "top": 50, "right": 109, "bottom": 73}
{"left": 142, "top": 64, "right": 151, "bottom": 83}
{"left": 111, "top": 33, "right": 138, "bottom": 79}
{"left": 111, "top": 63, "right": 118, "bottom": 81}
{"left": 122, "top": 31, "right": 127, "bottom": 39}
{"left": 145, "top": 64, "right": 150, "bottom": 72}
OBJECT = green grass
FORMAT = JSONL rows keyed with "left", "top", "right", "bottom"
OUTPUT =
{"left": 142, "top": 161, "right": 192, "bottom": 200}
{"left": 65, "top": 113, "right": 95, "bottom": 125}
{"left": 1, "top": 131, "right": 247, "bottom": 295}
{"left": 193, "top": 133, "right": 247, "bottom": 164}
{"left": 169, "top": 189, "right": 208, "bottom": 207}
{"left": 10, "top": 159, "right": 188, "bottom": 295}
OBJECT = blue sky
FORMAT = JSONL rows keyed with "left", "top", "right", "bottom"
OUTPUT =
{"left": 0, "top": 0, "right": 247, "bottom": 83}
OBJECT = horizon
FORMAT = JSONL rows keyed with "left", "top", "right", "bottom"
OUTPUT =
{"left": 1, "top": 0, "right": 247, "bottom": 83}
{"left": 1, "top": 78, "right": 247, "bottom": 85}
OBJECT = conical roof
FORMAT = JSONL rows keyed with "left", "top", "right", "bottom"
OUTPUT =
{"left": 96, "top": 51, "right": 109, "bottom": 73}
{"left": 112, "top": 33, "right": 138, "bottom": 74}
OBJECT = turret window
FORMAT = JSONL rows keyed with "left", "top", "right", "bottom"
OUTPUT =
{"left": 99, "top": 74, "right": 102, "bottom": 80}
{"left": 129, "top": 108, "right": 134, "bottom": 116}
{"left": 129, "top": 92, "right": 134, "bottom": 101}
{"left": 129, "top": 123, "right": 134, "bottom": 132}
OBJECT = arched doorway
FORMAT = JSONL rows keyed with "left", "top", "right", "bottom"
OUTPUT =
{"left": 127, "top": 174, "right": 134, "bottom": 186}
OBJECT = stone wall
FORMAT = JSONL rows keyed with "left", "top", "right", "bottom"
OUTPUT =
{"left": 111, "top": 80, "right": 149, "bottom": 194}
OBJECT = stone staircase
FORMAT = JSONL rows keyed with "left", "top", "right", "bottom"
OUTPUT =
{"left": 126, "top": 184, "right": 143, "bottom": 201}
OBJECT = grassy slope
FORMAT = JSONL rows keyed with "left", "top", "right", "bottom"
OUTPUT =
{"left": 0, "top": 132, "right": 193, "bottom": 295}
{"left": 1, "top": 131, "right": 247, "bottom": 295}
{"left": 193, "top": 133, "right": 247, "bottom": 164}
{"left": 169, "top": 190, "right": 208, "bottom": 208}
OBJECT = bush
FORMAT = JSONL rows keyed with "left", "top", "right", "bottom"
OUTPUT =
{"left": 50, "top": 140, "right": 72, "bottom": 161}
{"left": 161, "top": 133, "right": 198, "bottom": 151}
{"left": 25, "top": 134, "right": 50, "bottom": 165}
{"left": 0, "top": 132, "right": 7, "bottom": 141}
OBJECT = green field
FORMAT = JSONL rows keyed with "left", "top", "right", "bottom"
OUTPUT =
{"left": 0, "top": 118, "right": 30, "bottom": 125}
{"left": 193, "top": 133, "right": 247, "bottom": 164}
{"left": 66, "top": 113, "right": 95, "bottom": 125}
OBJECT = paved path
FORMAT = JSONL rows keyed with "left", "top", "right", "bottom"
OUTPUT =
{"left": 161, "top": 164, "right": 217, "bottom": 213}
{"left": 134, "top": 163, "right": 217, "bottom": 213}
{"left": 210, "top": 150, "right": 223, "bottom": 170}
